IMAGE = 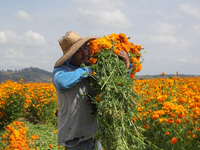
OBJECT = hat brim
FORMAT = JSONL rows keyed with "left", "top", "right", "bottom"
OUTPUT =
{"left": 54, "top": 36, "right": 99, "bottom": 68}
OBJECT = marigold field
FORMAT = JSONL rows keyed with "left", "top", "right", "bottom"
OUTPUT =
{"left": 0, "top": 76, "right": 200, "bottom": 149}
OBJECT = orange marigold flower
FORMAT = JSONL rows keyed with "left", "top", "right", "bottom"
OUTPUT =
{"left": 53, "top": 130, "right": 58, "bottom": 133}
{"left": 152, "top": 113, "right": 159, "bottom": 120}
{"left": 157, "top": 110, "right": 165, "bottom": 116}
{"left": 114, "top": 49, "right": 120, "bottom": 55}
{"left": 194, "top": 96, "right": 200, "bottom": 101}
{"left": 192, "top": 134, "right": 197, "bottom": 138}
{"left": 49, "top": 144, "right": 53, "bottom": 148}
{"left": 187, "top": 131, "right": 191, "bottom": 135}
{"left": 121, "top": 43, "right": 130, "bottom": 53}
{"left": 132, "top": 117, "right": 135, "bottom": 123}
{"left": 135, "top": 44, "right": 142, "bottom": 51}
{"left": 157, "top": 95, "right": 167, "bottom": 103}
{"left": 166, "top": 131, "right": 170, "bottom": 135}
{"left": 167, "top": 118, "right": 174, "bottom": 124}
{"left": 175, "top": 119, "right": 181, "bottom": 124}
{"left": 95, "top": 93, "right": 101, "bottom": 102}
{"left": 171, "top": 137, "right": 177, "bottom": 145}
{"left": 135, "top": 64, "right": 142, "bottom": 73}
{"left": 119, "top": 33, "right": 128, "bottom": 43}
{"left": 31, "top": 134, "right": 39, "bottom": 140}
{"left": 136, "top": 116, "right": 142, "bottom": 120}
{"left": 131, "top": 46, "right": 139, "bottom": 54}
{"left": 162, "top": 102, "right": 173, "bottom": 110}
{"left": 177, "top": 112, "right": 181, "bottom": 118}
{"left": 171, "top": 113, "right": 176, "bottom": 118}
{"left": 91, "top": 71, "right": 96, "bottom": 75}
{"left": 178, "top": 97, "right": 185, "bottom": 103}
{"left": 89, "top": 58, "right": 97, "bottom": 65}
{"left": 143, "top": 124, "right": 150, "bottom": 130}
{"left": 130, "top": 72, "right": 135, "bottom": 79}
{"left": 131, "top": 57, "right": 140, "bottom": 64}
{"left": 159, "top": 117, "right": 167, "bottom": 124}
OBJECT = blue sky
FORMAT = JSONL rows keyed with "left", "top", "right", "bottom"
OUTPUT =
{"left": 0, "top": 0, "right": 200, "bottom": 75}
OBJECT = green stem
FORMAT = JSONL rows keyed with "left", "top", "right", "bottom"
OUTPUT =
{"left": 122, "top": 137, "right": 129, "bottom": 150}
{"left": 101, "top": 66, "right": 116, "bottom": 90}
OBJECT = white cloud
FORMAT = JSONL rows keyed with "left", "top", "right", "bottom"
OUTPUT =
{"left": 13, "top": 10, "right": 35, "bottom": 22}
{"left": 140, "top": 0, "right": 148, "bottom": 5}
{"left": 177, "top": 58, "right": 200, "bottom": 65}
{"left": 2, "top": 30, "right": 21, "bottom": 44}
{"left": 0, "top": 31, "right": 7, "bottom": 43}
{"left": 157, "top": 11, "right": 181, "bottom": 20}
{"left": 77, "top": 9, "right": 132, "bottom": 28}
{"left": 158, "top": 4, "right": 200, "bottom": 21}
{"left": 148, "top": 22, "right": 181, "bottom": 35}
{"left": 188, "top": 24, "right": 200, "bottom": 36}
{"left": 4, "top": 48, "right": 24, "bottom": 59}
{"left": 177, "top": 59, "right": 187, "bottom": 62}
{"left": 72, "top": 0, "right": 125, "bottom": 10}
{"left": 138, "top": 9, "right": 150, "bottom": 15}
{"left": 179, "top": 4, "right": 200, "bottom": 19}
{"left": 22, "top": 30, "right": 47, "bottom": 46}
{"left": 0, "top": 30, "right": 47, "bottom": 46}
{"left": 148, "top": 35, "right": 190, "bottom": 51}
{"left": 73, "top": 0, "right": 132, "bottom": 28}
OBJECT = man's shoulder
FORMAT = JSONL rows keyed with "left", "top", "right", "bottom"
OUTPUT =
{"left": 54, "top": 65, "right": 74, "bottom": 71}
{"left": 53, "top": 65, "right": 69, "bottom": 75}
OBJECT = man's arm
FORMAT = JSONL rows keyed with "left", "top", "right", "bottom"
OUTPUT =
{"left": 53, "top": 66, "right": 91, "bottom": 93}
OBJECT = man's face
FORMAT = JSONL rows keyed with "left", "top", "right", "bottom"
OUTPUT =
{"left": 70, "top": 43, "right": 89, "bottom": 67}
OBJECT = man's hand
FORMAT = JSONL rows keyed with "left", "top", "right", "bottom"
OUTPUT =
{"left": 118, "top": 50, "right": 130, "bottom": 70}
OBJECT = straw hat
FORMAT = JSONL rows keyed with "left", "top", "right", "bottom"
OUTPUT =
{"left": 54, "top": 31, "right": 99, "bottom": 68}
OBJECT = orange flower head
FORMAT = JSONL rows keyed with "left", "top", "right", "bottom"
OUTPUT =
{"left": 187, "top": 131, "right": 191, "bottom": 135}
{"left": 89, "top": 58, "right": 98, "bottom": 65}
{"left": 143, "top": 124, "right": 150, "bottom": 130}
{"left": 175, "top": 119, "right": 181, "bottom": 124}
{"left": 152, "top": 113, "right": 159, "bottom": 120}
{"left": 171, "top": 137, "right": 177, "bottom": 145}
{"left": 49, "top": 144, "right": 53, "bottom": 148}
{"left": 157, "top": 95, "right": 167, "bottom": 103}
{"left": 167, "top": 118, "right": 174, "bottom": 124}
{"left": 31, "top": 134, "right": 39, "bottom": 140}
{"left": 91, "top": 71, "right": 96, "bottom": 75}
{"left": 165, "top": 131, "right": 170, "bottom": 135}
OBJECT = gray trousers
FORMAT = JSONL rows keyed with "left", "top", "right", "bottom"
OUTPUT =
{"left": 65, "top": 138, "right": 102, "bottom": 150}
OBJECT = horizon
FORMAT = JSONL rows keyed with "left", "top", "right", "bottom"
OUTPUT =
{"left": 1, "top": 66, "right": 199, "bottom": 76}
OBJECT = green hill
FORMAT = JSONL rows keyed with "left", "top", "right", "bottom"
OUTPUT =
{"left": 0, "top": 67, "right": 52, "bottom": 83}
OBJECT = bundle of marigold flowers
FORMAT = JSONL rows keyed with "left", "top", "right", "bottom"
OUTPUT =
{"left": 88, "top": 33, "right": 143, "bottom": 79}
{"left": 83, "top": 33, "right": 153, "bottom": 150}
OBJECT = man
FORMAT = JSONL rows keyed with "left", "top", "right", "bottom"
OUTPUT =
{"left": 53, "top": 31, "right": 130, "bottom": 150}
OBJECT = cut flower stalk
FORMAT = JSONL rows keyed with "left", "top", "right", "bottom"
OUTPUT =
{"left": 84, "top": 33, "right": 153, "bottom": 149}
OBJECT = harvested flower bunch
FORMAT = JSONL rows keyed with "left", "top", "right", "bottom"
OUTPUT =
{"left": 88, "top": 33, "right": 143, "bottom": 79}
{"left": 84, "top": 33, "right": 149, "bottom": 150}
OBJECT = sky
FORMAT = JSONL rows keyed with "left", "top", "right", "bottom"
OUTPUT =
{"left": 0, "top": 0, "right": 200, "bottom": 75}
